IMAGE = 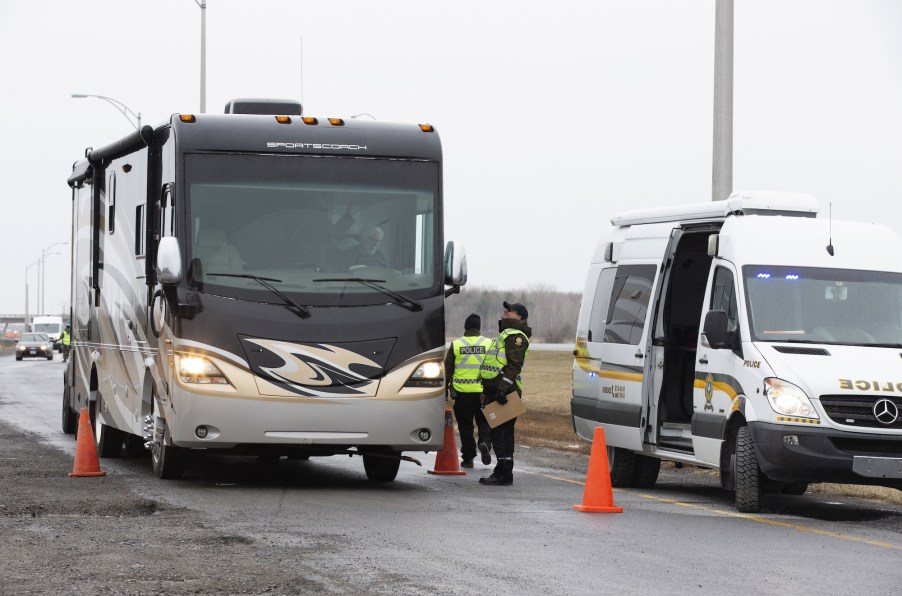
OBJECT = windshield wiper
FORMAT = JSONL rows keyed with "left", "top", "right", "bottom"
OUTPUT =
{"left": 206, "top": 272, "right": 311, "bottom": 319}
{"left": 313, "top": 277, "right": 423, "bottom": 312}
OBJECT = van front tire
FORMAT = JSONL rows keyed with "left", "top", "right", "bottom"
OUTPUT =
{"left": 608, "top": 446, "right": 636, "bottom": 488}
{"left": 735, "top": 426, "right": 764, "bottom": 512}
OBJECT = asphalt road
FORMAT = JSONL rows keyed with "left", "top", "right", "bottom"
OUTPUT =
{"left": 1, "top": 350, "right": 901, "bottom": 595}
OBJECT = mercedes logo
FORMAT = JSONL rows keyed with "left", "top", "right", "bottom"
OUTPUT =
{"left": 873, "top": 399, "right": 900, "bottom": 425}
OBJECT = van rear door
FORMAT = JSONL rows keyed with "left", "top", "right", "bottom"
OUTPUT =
{"left": 595, "top": 263, "right": 658, "bottom": 450}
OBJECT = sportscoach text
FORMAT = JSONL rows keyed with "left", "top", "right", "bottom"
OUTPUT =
{"left": 267, "top": 142, "right": 367, "bottom": 150}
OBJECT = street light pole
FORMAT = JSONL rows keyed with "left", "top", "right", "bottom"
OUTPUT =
{"left": 25, "top": 259, "right": 40, "bottom": 331}
{"left": 712, "top": 0, "right": 734, "bottom": 202}
{"left": 41, "top": 242, "right": 67, "bottom": 315}
{"left": 194, "top": 0, "right": 207, "bottom": 113}
{"left": 71, "top": 94, "right": 141, "bottom": 130}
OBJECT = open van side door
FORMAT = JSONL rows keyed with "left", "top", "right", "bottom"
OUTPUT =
{"left": 594, "top": 262, "right": 659, "bottom": 450}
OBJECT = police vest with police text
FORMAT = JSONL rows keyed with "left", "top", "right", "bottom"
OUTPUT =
{"left": 451, "top": 335, "right": 492, "bottom": 393}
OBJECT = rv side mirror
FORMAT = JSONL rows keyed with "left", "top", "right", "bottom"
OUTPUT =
{"left": 444, "top": 241, "right": 467, "bottom": 287}
{"left": 156, "top": 237, "right": 183, "bottom": 285}
{"left": 703, "top": 310, "right": 729, "bottom": 349}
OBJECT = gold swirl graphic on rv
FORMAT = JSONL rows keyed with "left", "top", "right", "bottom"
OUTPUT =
{"left": 244, "top": 339, "right": 380, "bottom": 397}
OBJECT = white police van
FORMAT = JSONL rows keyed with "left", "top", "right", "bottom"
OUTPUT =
{"left": 571, "top": 191, "right": 902, "bottom": 512}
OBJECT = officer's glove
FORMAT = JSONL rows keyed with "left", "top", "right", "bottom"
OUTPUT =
{"left": 448, "top": 388, "right": 458, "bottom": 400}
{"left": 495, "top": 389, "right": 508, "bottom": 405}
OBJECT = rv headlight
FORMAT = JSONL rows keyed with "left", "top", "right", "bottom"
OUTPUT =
{"left": 764, "top": 378, "right": 819, "bottom": 419}
{"left": 177, "top": 354, "right": 230, "bottom": 385}
{"left": 404, "top": 359, "right": 444, "bottom": 388}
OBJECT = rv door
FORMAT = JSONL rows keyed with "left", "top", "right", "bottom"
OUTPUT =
{"left": 596, "top": 263, "right": 658, "bottom": 450}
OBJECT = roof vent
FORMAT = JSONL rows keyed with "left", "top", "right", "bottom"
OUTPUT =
{"left": 224, "top": 98, "right": 303, "bottom": 115}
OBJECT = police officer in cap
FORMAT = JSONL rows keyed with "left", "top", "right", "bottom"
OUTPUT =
{"left": 478, "top": 301, "right": 532, "bottom": 485}
{"left": 445, "top": 313, "right": 493, "bottom": 468}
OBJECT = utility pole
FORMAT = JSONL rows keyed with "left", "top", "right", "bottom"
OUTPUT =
{"left": 712, "top": 0, "right": 734, "bottom": 202}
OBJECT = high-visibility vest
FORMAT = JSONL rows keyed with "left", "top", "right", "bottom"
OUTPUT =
{"left": 451, "top": 335, "right": 492, "bottom": 393}
{"left": 61, "top": 331, "right": 70, "bottom": 346}
{"left": 479, "top": 328, "right": 530, "bottom": 392}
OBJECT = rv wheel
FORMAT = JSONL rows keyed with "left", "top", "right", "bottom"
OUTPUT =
{"left": 734, "top": 426, "right": 764, "bottom": 512}
{"left": 150, "top": 417, "right": 186, "bottom": 480}
{"left": 91, "top": 394, "right": 124, "bottom": 458}
{"left": 607, "top": 446, "right": 636, "bottom": 488}
{"left": 362, "top": 448, "right": 401, "bottom": 482}
{"left": 61, "top": 384, "right": 77, "bottom": 435}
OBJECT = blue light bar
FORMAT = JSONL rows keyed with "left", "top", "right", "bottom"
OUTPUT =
{"left": 757, "top": 273, "right": 771, "bottom": 279}
{"left": 785, "top": 274, "right": 799, "bottom": 280}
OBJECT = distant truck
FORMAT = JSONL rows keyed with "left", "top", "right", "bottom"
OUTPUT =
{"left": 572, "top": 190, "right": 902, "bottom": 512}
{"left": 31, "top": 316, "right": 64, "bottom": 351}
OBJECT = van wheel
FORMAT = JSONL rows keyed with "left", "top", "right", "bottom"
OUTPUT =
{"left": 734, "top": 426, "right": 763, "bottom": 512}
{"left": 632, "top": 454, "right": 661, "bottom": 488}
{"left": 607, "top": 446, "right": 636, "bottom": 488}
{"left": 92, "top": 394, "right": 123, "bottom": 458}
{"left": 363, "top": 449, "right": 401, "bottom": 482}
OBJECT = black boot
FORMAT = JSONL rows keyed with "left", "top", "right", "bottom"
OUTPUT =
{"left": 501, "top": 458, "right": 514, "bottom": 485}
{"left": 479, "top": 459, "right": 512, "bottom": 486}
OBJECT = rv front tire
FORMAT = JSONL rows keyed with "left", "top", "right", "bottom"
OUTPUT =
{"left": 362, "top": 448, "right": 401, "bottom": 482}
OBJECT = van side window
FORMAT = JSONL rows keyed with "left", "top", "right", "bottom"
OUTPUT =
{"left": 588, "top": 268, "right": 616, "bottom": 343}
{"left": 711, "top": 266, "right": 739, "bottom": 333}
{"left": 604, "top": 264, "right": 656, "bottom": 345}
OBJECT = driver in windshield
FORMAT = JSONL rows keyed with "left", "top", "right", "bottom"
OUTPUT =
{"left": 329, "top": 224, "right": 388, "bottom": 272}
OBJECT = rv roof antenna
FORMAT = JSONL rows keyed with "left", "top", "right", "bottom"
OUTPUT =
{"left": 826, "top": 202, "right": 835, "bottom": 256}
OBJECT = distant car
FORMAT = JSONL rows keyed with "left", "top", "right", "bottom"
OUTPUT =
{"left": 16, "top": 333, "right": 54, "bottom": 361}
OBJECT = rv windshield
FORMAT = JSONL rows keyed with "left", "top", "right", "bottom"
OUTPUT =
{"left": 184, "top": 153, "right": 440, "bottom": 306}
{"left": 743, "top": 265, "right": 902, "bottom": 346}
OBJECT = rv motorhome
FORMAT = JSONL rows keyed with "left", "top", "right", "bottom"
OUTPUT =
{"left": 572, "top": 191, "right": 902, "bottom": 512}
{"left": 65, "top": 102, "right": 465, "bottom": 481}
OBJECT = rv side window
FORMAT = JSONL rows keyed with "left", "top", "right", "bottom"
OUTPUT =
{"left": 588, "top": 268, "right": 616, "bottom": 343}
{"left": 604, "top": 264, "right": 656, "bottom": 345}
{"left": 711, "top": 266, "right": 739, "bottom": 332}
{"left": 135, "top": 204, "right": 145, "bottom": 257}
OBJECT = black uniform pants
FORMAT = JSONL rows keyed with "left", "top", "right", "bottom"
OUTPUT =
{"left": 490, "top": 417, "right": 516, "bottom": 461}
{"left": 452, "top": 393, "right": 491, "bottom": 461}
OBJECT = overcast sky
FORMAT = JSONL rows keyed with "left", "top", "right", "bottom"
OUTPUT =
{"left": 1, "top": 0, "right": 900, "bottom": 315}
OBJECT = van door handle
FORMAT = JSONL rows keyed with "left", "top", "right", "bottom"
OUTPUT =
{"left": 698, "top": 356, "right": 709, "bottom": 365}
{"left": 635, "top": 351, "right": 644, "bottom": 359}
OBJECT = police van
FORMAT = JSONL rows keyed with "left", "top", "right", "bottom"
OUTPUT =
{"left": 571, "top": 190, "right": 902, "bottom": 512}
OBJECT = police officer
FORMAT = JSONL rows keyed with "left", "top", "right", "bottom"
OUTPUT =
{"left": 478, "top": 301, "right": 531, "bottom": 486}
{"left": 445, "top": 313, "right": 493, "bottom": 468}
{"left": 61, "top": 325, "right": 71, "bottom": 362}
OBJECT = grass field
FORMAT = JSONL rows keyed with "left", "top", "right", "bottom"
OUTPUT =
{"left": 516, "top": 350, "right": 902, "bottom": 505}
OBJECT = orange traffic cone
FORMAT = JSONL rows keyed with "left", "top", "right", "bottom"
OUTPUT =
{"left": 428, "top": 408, "right": 467, "bottom": 476}
{"left": 69, "top": 408, "right": 106, "bottom": 478}
{"left": 573, "top": 426, "right": 622, "bottom": 513}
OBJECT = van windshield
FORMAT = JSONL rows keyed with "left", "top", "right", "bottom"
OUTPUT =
{"left": 33, "top": 323, "right": 60, "bottom": 333}
{"left": 183, "top": 153, "right": 440, "bottom": 307}
{"left": 743, "top": 265, "right": 902, "bottom": 346}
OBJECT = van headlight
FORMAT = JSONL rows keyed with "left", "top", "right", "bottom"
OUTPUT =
{"left": 404, "top": 359, "right": 444, "bottom": 388}
{"left": 764, "top": 378, "right": 819, "bottom": 419}
{"left": 177, "top": 354, "right": 230, "bottom": 385}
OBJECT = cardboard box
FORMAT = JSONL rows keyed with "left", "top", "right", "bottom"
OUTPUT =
{"left": 482, "top": 393, "right": 525, "bottom": 428}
